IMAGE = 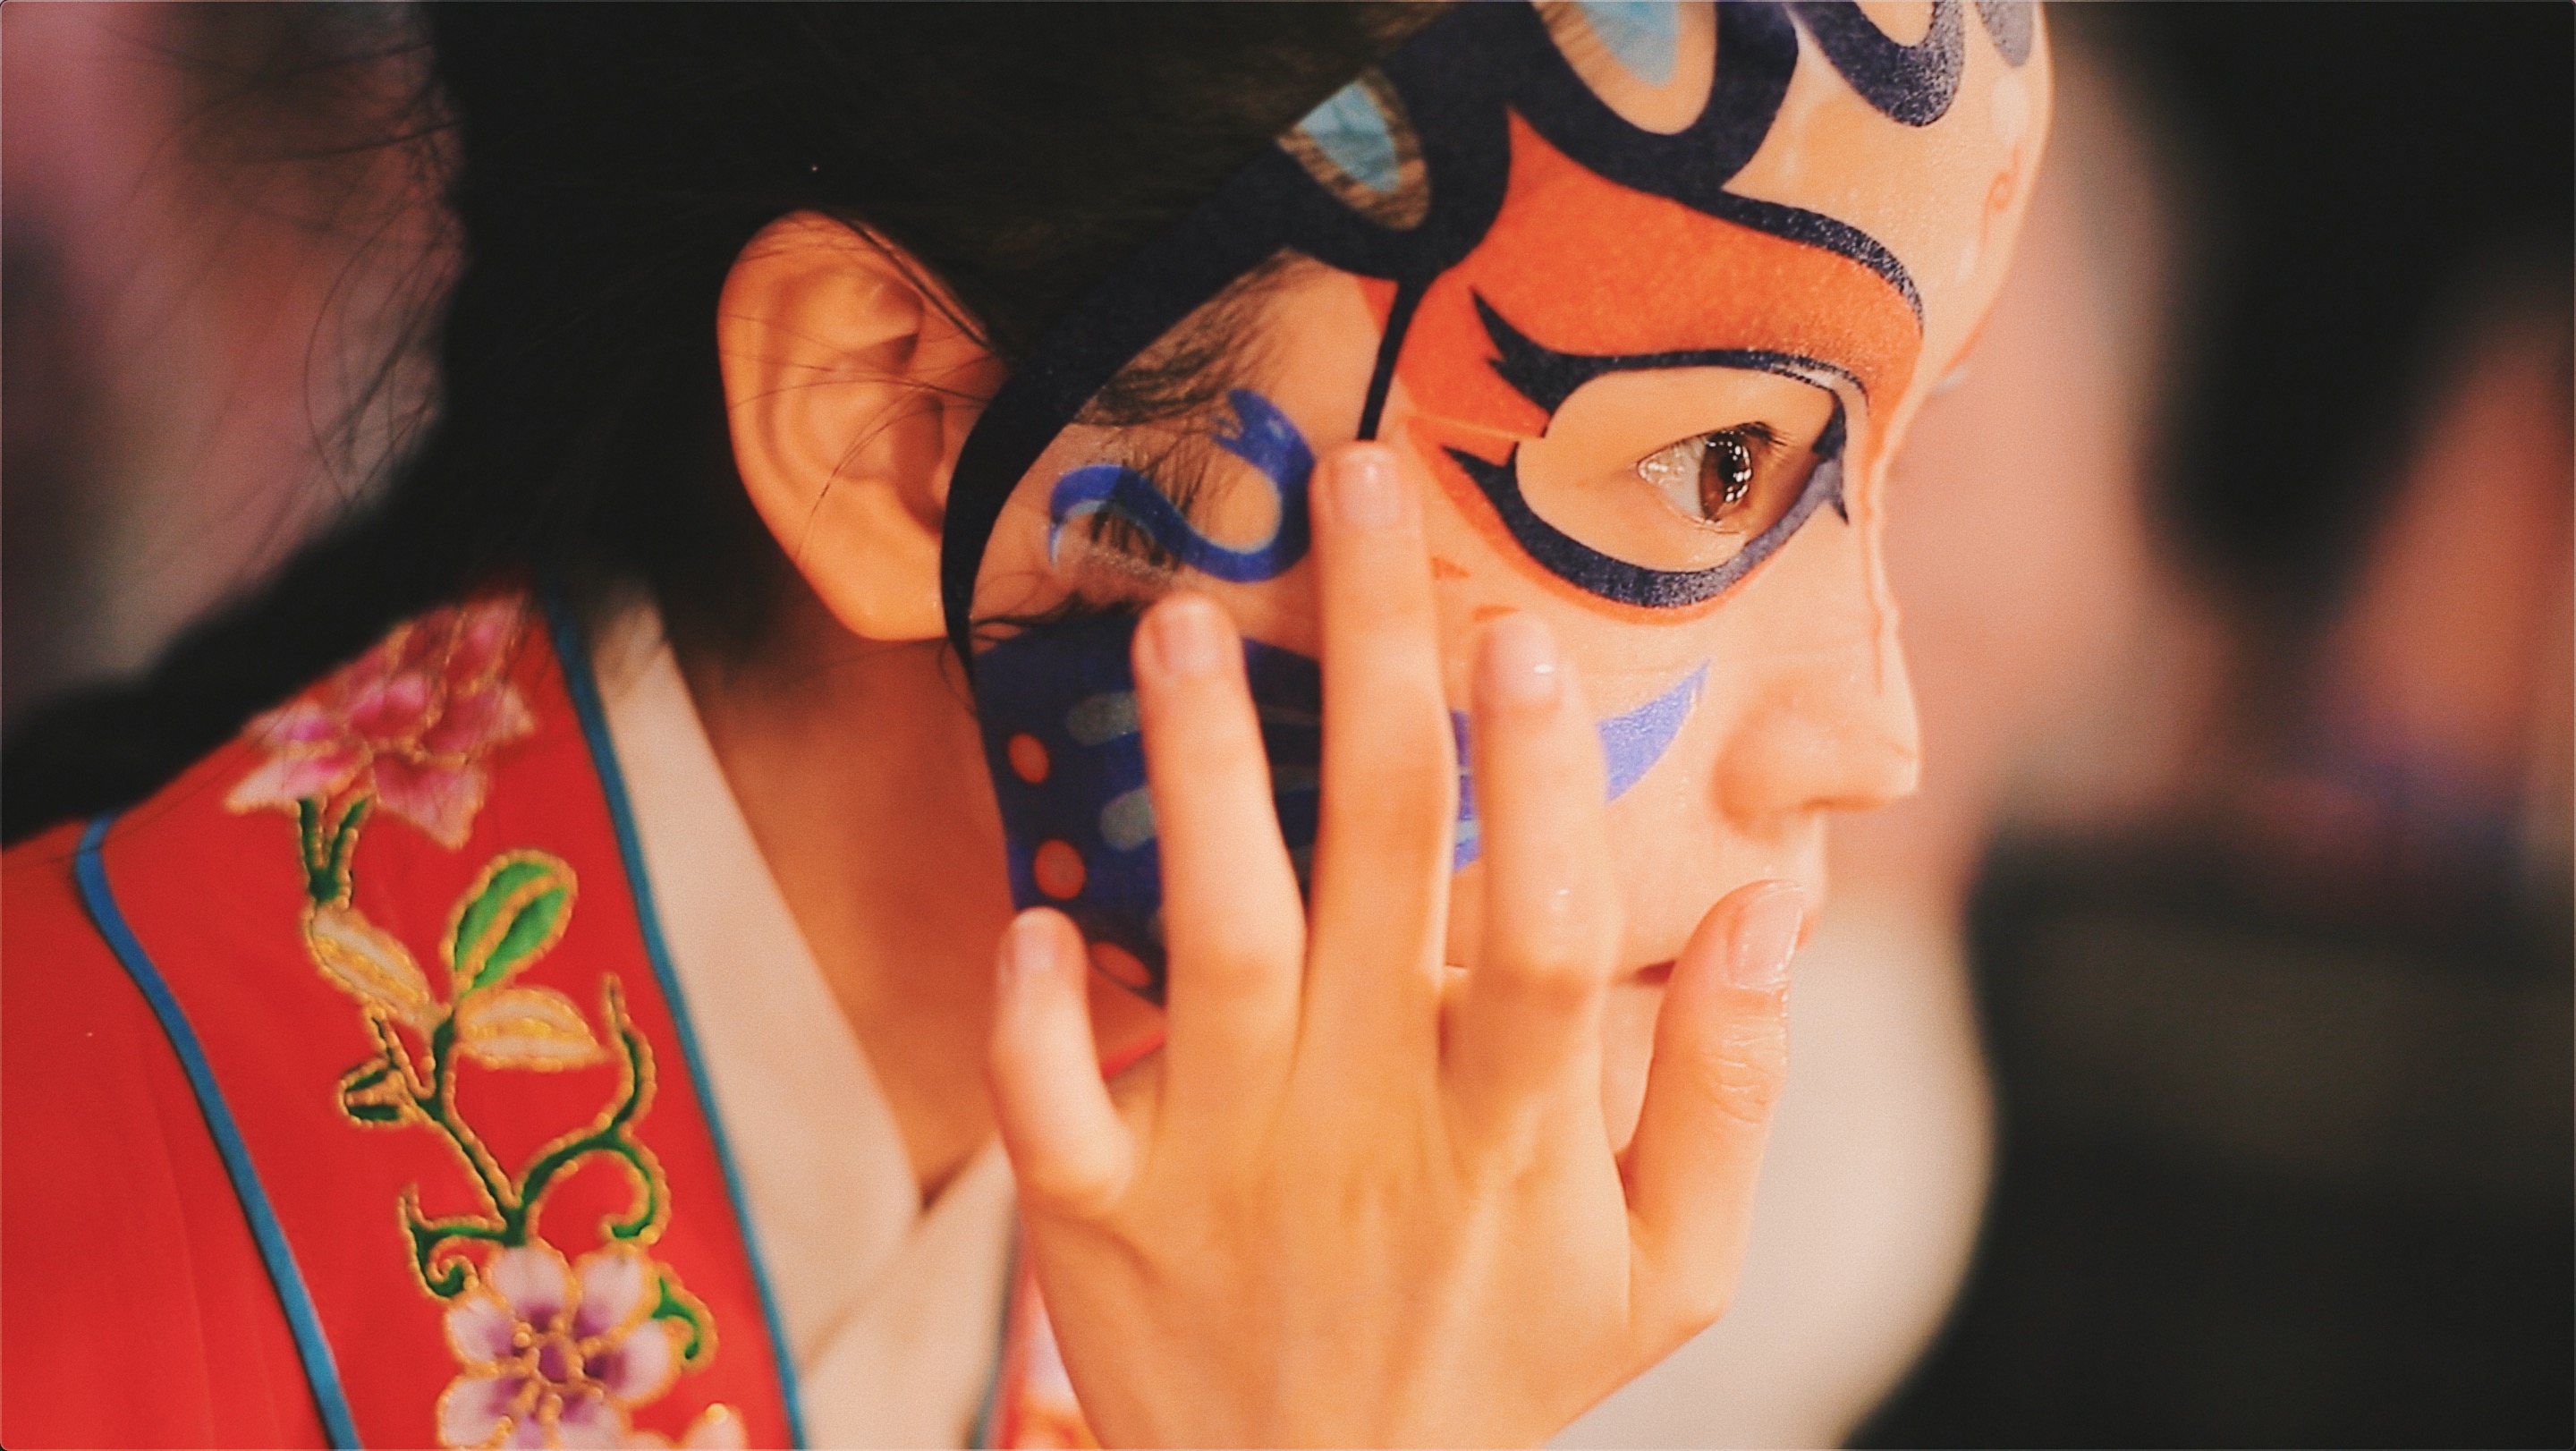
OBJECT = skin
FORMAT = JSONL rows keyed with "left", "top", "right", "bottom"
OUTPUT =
{"left": 703, "top": 4, "right": 2048, "bottom": 1442}
{"left": 1569, "top": 45, "right": 2176, "bottom": 1440}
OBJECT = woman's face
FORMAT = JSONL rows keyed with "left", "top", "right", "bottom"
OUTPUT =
{"left": 962, "top": 3, "right": 2047, "bottom": 1094}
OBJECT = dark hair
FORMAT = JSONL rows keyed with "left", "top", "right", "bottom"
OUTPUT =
{"left": 2, "top": 2, "right": 1442, "bottom": 844}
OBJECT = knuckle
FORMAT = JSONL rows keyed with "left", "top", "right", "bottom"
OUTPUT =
{"left": 1682, "top": 1018, "right": 1790, "bottom": 1130}
{"left": 1483, "top": 884, "right": 1617, "bottom": 998}
{"left": 1625, "top": 1253, "right": 1738, "bottom": 1362}
{"left": 1487, "top": 947, "right": 1605, "bottom": 1012}
{"left": 1018, "top": 1150, "right": 1125, "bottom": 1222}
{"left": 1176, "top": 943, "right": 1284, "bottom": 1001}
{"left": 1334, "top": 718, "right": 1456, "bottom": 782}
{"left": 1652, "top": 1276, "right": 1737, "bottom": 1350}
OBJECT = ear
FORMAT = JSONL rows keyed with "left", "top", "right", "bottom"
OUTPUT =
{"left": 717, "top": 213, "right": 1004, "bottom": 641}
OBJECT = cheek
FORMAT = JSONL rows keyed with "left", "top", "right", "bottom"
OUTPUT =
{"left": 1415, "top": 442, "right": 1728, "bottom": 707}
{"left": 1487, "top": 503, "right": 1871, "bottom": 957}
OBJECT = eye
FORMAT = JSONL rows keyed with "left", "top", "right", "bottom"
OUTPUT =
{"left": 1497, "top": 365, "right": 1843, "bottom": 590}
{"left": 1633, "top": 425, "right": 1780, "bottom": 529}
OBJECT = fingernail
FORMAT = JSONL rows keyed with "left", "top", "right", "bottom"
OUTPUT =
{"left": 997, "top": 911, "right": 1056, "bottom": 988}
{"left": 1144, "top": 598, "right": 1222, "bottom": 679}
{"left": 1726, "top": 884, "right": 1804, "bottom": 991}
{"left": 1330, "top": 447, "right": 1408, "bottom": 530}
{"left": 1478, "top": 613, "right": 1561, "bottom": 709}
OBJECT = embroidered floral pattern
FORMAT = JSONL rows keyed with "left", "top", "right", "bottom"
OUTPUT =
{"left": 307, "top": 852, "right": 599, "bottom": 1071}
{"left": 229, "top": 598, "right": 536, "bottom": 850}
{"left": 436, "top": 1243, "right": 741, "bottom": 1450}
{"left": 237, "top": 601, "right": 738, "bottom": 1447}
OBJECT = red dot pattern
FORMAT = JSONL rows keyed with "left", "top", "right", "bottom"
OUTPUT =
{"left": 1032, "top": 839, "right": 1087, "bottom": 900}
{"left": 1007, "top": 733, "right": 1049, "bottom": 784}
{"left": 1089, "top": 942, "right": 1155, "bottom": 993}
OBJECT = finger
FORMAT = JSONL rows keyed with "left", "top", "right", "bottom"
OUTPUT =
{"left": 1620, "top": 880, "right": 1802, "bottom": 1346}
{"left": 988, "top": 909, "right": 1135, "bottom": 1220}
{"left": 1303, "top": 443, "right": 1454, "bottom": 1075}
{"left": 1443, "top": 614, "right": 1620, "bottom": 1144}
{"left": 1133, "top": 594, "right": 1305, "bottom": 1124}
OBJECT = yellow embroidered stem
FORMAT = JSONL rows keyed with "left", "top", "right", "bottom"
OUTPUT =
{"left": 511, "top": 980, "right": 669, "bottom": 1248}
{"left": 242, "top": 602, "right": 723, "bottom": 1440}
{"left": 427, "top": 1014, "right": 525, "bottom": 1217}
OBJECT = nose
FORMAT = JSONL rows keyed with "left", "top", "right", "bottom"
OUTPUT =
{"left": 1711, "top": 590, "right": 1923, "bottom": 827}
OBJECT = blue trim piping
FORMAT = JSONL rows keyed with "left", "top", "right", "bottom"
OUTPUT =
{"left": 540, "top": 595, "right": 809, "bottom": 1448}
{"left": 73, "top": 817, "right": 363, "bottom": 1449}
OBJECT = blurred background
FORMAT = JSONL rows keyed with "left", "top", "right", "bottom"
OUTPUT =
{"left": 1852, "top": 6, "right": 2573, "bottom": 1447}
{"left": 4, "top": 4, "right": 2568, "bottom": 1447}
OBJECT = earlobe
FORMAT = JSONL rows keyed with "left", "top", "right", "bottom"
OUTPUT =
{"left": 716, "top": 211, "right": 1002, "bottom": 641}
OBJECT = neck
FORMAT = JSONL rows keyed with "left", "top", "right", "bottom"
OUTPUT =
{"left": 675, "top": 586, "right": 1013, "bottom": 1202}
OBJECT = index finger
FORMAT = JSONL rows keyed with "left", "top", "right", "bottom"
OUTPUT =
{"left": 1300, "top": 443, "right": 1455, "bottom": 1087}
{"left": 1133, "top": 594, "right": 1308, "bottom": 1129}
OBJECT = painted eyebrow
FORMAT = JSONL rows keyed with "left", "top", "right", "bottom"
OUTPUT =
{"left": 1474, "top": 293, "right": 1865, "bottom": 418}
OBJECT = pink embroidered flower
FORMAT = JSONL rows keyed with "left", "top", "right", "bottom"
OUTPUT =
{"left": 436, "top": 1243, "right": 711, "bottom": 1450}
{"left": 227, "top": 599, "right": 535, "bottom": 848}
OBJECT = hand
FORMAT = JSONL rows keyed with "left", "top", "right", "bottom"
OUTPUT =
{"left": 987, "top": 442, "right": 1806, "bottom": 1447}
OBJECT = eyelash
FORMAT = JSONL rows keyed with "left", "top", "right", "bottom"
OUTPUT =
{"left": 1633, "top": 423, "right": 1784, "bottom": 526}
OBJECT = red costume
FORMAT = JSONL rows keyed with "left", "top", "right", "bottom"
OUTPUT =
{"left": 5, "top": 596, "right": 797, "bottom": 1449}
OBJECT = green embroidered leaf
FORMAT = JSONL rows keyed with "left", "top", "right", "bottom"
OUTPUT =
{"left": 322, "top": 795, "right": 372, "bottom": 902}
{"left": 297, "top": 798, "right": 325, "bottom": 893}
{"left": 336, "top": 1055, "right": 413, "bottom": 1126}
{"left": 447, "top": 851, "right": 576, "bottom": 993}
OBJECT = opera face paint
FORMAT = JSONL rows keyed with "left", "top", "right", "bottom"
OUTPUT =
{"left": 975, "top": 609, "right": 1711, "bottom": 994}
{"left": 948, "top": 2, "right": 2050, "bottom": 1000}
{"left": 1046, "top": 391, "right": 1317, "bottom": 584}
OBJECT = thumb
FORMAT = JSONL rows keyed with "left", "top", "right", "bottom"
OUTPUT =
{"left": 1619, "top": 878, "right": 1802, "bottom": 1350}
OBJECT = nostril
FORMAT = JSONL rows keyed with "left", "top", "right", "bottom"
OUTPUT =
{"left": 1818, "top": 722, "right": 1923, "bottom": 813}
{"left": 1857, "top": 726, "right": 1925, "bottom": 805}
{"left": 1715, "top": 704, "right": 1923, "bottom": 825}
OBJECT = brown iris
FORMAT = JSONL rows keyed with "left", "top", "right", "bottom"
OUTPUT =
{"left": 1699, "top": 431, "right": 1756, "bottom": 519}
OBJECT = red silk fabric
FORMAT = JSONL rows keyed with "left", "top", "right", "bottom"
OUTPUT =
{"left": 3, "top": 604, "right": 795, "bottom": 1448}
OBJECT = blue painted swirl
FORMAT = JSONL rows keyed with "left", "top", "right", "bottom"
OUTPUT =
{"left": 1047, "top": 389, "right": 1315, "bottom": 583}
